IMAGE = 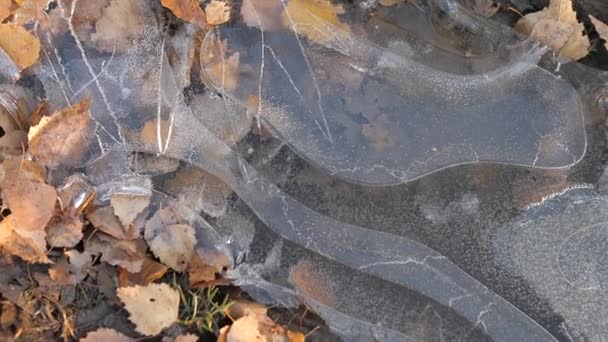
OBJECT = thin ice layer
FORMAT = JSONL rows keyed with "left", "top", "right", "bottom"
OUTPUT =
{"left": 33, "top": 1, "right": 560, "bottom": 339}
{"left": 200, "top": 1, "right": 586, "bottom": 185}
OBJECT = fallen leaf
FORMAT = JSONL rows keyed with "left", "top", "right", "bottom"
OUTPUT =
{"left": 118, "top": 258, "right": 168, "bottom": 287}
{"left": 1, "top": 158, "right": 56, "bottom": 233}
{"left": 188, "top": 254, "right": 221, "bottom": 288}
{"left": 161, "top": 0, "right": 207, "bottom": 28}
{"left": 81, "top": 328, "right": 135, "bottom": 342}
{"left": 0, "top": 0, "right": 12, "bottom": 22}
{"left": 515, "top": 0, "right": 589, "bottom": 60}
{"left": 49, "top": 250, "right": 92, "bottom": 285}
{"left": 0, "top": 104, "right": 27, "bottom": 156}
{"left": 89, "top": 0, "right": 145, "bottom": 52}
{"left": 86, "top": 206, "right": 132, "bottom": 240}
{"left": 174, "top": 334, "right": 199, "bottom": 342}
{"left": 205, "top": 0, "right": 230, "bottom": 25}
{"left": 145, "top": 221, "right": 196, "bottom": 272}
{"left": 117, "top": 283, "right": 180, "bottom": 336}
{"left": 162, "top": 165, "right": 233, "bottom": 217}
{"left": 0, "top": 216, "right": 49, "bottom": 263}
{"left": 281, "top": 0, "right": 350, "bottom": 46}
{"left": 28, "top": 99, "right": 92, "bottom": 168}
{"left": 110, "top": 191, "right": 151, "bottom": 229}
{"left": 45, "top": 213, "right": 84, "bottom": 248}
{"left": 0, "top": 24, "right": 40, "bottom": 70}
{"left": 590, "top": 15, "right": 608, "bottom": 50}
{"left": 86, "top": 233, "right": 146, "bottom": 272}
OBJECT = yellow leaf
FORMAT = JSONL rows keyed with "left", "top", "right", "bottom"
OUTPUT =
{"left": 161, "top": 0, "right": 207, "bottom": 28}
{"left": 281, "top": 0, "right": 350, "bottom": 45}
{"left": 117, "top": 283, "right": 180, "bottom": 336}
{"left": 0, "top": 23, "right": 40, "bottom": 70}
{"left": 515, "top": 0, "right": 589, "bottom": 60}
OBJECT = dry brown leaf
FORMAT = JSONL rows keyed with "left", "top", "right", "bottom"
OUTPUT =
{"left": 48, "top": 250, "right": 92, "bottom": 285}
{"left": 161, "top": 0, "right": 207, "bottom": 28}
{"left": 117, "top": 283, "right": 180, "bottom": 336}
{"left": 86, "top": 233, "right": 146, "bottom": 272}
{"left": 118, "top": 258, "right": 169, "bottom": 287}
{"left": 515, "top": 0, "right": 589, "bottom": 60}
{"left": 187, "top": 255, "right": 216, "bottom": 286}
{"left": 222, "top": 303, "right": 296, "bottom": 342}
{"left": 145, "top": 222, "right": 196, "bottom": 271}
{"left": 28, "top": 99, "right": 91, "bottom": 168}
{"left": 111, "top": 191, "right": 151, "bottom": 228}
{"left": 45, "top": 213, "right": 84, "bottom": 248}
{"left": 1, "top": 158, "right": 56, "bottom": 234}
{"left": 205, "top": 0, "right": 230, "bottom": 25}
{"left": 86, "top": 206, "right": 132, "bottom": 240}
{"left": 81, "top": 328, "right": 135, "bottom": 342}
{"left": 590, "top": 15, "right": 608, "bottom": 50}
{"left": 281, "top": 0, "right": 350, "bottom": 45}
{"left": 162, "top": 165, "right": 233, "bottom": 217}
{"left": 0, "top": 0, "right": 13, "bottom": 21}
{"left": 0, "top": 24, "right": 40, "bottom": 70}
{"left": 90, "top": 0, "right": 145, "bottom": 52}
{"left": 0, "top": 105, "right": 27, "bottom": 156}
{"left": 0, "top": 216, "right": 49, "bottom": 263}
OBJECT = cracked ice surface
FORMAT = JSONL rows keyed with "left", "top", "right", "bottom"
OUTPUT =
{"left": 26, "top": 0, "right": 607, "bottom": 340}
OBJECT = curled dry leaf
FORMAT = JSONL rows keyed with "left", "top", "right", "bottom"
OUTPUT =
{"left": 515, "top": 0, "right": 589, "bottom": 60}
{"left": 28, "top": 99, "right": 91, "bottom": 168}
{"left": 161, "top": 0, "right": 207, "bottom": 28}
{"left": 111, "top": 190, "right": 151, "bottom": 228}
{"left": 81, "top": 328, "right": 135, "bottom": 342}
{"left": 118, "top": 258, "right": 168, "bottom": 287}
{"left": 186, "top": 252, "right": 230, "bottom": 287}
{"left": 0, "top": 24, "right": 40, "bottom": 70}
{"left": 117, "top": 283, "right": 180, "bottom": 336}
{"left": 289, "top": 259, "right": 335, "bottom": 307}
{"left": 205, "top": 0, "right": 231, "bottom": 25}
{"left": 590, "top": 15, "right": 608, "bottom": 50}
